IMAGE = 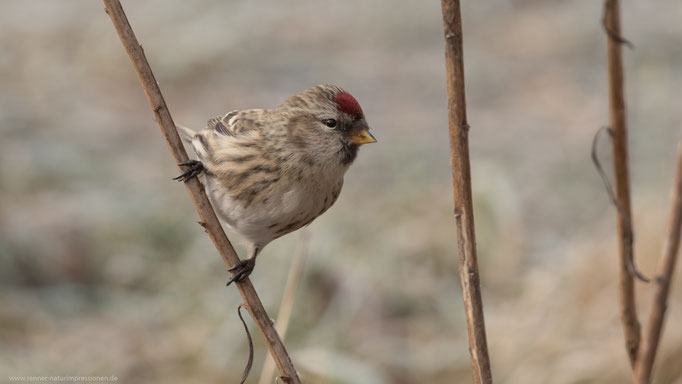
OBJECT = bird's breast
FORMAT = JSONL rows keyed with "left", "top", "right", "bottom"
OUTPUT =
{"left": 204, "top": 158, "right": 346, "bottom": 247}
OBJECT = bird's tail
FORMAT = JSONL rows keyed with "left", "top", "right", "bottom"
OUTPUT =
{"left": 176, "top": 125, "right": 207, "bottom": 160}
{"left": 176, "top": 125, "right": 197, "bottom": 144}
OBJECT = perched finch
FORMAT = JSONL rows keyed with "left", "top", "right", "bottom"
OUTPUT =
{"left": 176, "top": 84, "right": 376, "bottom": 285}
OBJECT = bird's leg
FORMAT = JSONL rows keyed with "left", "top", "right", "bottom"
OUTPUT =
{"left": 173, "top": 160, "right": 204, "bottom": 182}
{"left": 226, "top": 247, "right": 260, "bottom": 286}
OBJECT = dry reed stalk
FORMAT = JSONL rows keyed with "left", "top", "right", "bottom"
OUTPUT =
{"left": 603, "top": 0, "right": 640, "bottom": 367}
{"left": 102, "top": 1, "right": 300, "bottom": 382}
{"left": 259, "top": 230, "right": 311, "bottom": 384}
{"left": 634, "top": 141, "right": 682, "bottom": 383}
{"left": 440, "top": 1, "right": 493, "bottom": 383}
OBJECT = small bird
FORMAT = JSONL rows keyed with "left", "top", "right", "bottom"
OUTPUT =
{"left": 176, "top": 85, "right": 376, "bottom": 285}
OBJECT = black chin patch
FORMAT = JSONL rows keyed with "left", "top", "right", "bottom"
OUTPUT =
{"left": 339, "top": 142, "right": 359, "bottom": 165}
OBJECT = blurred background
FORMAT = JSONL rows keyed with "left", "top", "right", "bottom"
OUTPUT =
{"left": 2, "top": 1, "right": 682, "bottom": 383}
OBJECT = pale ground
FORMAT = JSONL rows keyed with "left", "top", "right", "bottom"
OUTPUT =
{"left": 1, "top": 1, "right": 682, "bottom": 383}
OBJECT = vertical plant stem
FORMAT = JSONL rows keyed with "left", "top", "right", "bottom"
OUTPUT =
{"left": 102, "top": 1, "right": 301, "bottom": 382}
{"left": 634, "top": 141, "right": 682, "bottom": 383}
{"left": 440, "top": 1, "right": 493, "bottom": 383}
{"left": 259, "top": 230, "right": 310, "bottom": 384}
{"left": 604, "top": 0, "right": 640, "bottom": 367}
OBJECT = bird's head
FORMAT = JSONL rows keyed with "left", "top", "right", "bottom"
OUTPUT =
{"left": 279, "top": 85, "right": 376, "bottom": 166}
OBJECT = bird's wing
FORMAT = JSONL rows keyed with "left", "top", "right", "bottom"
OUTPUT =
{"left": 207, "top": 110, "right": 262, "bottom": 137}
{"left": 190, "top": 109, "right": 266, "bottom": 168}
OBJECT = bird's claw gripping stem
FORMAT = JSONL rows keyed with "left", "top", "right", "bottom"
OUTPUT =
{"left": 226, "top": 258, "right": 256, "bottom": 286}
{"left": 173, "top": 160, "right": 204, "bottom": 182}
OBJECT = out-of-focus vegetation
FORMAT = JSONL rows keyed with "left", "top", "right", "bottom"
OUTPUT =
{"left": 1, "top": 1, "right": 682, "bottom": 383}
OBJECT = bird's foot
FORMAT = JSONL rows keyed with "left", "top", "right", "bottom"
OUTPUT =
{"left": 173, "top": 160, "right": 204, "bottom": 182}
{"left": 226, "top": 258, "right": 256, "bottom": 286}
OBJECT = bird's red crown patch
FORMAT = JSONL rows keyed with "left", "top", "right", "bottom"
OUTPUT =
{"left": 334, "top": 91, "right": 363, "bottom": 117}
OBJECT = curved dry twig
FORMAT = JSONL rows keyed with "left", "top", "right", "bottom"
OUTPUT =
{"left": 591, "top": 127, "right": 649, "bottom": 283}
{"left": 238, "top": 304, "right": 255, "bottom": 384}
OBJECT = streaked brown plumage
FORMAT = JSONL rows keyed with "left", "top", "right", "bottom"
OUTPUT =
{"left": 177, "top": 85, "right": 376, "bottom": 284}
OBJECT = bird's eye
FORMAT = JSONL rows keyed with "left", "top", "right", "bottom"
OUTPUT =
{"left": 324, "top": 119, "right": 337, "bottom": 128}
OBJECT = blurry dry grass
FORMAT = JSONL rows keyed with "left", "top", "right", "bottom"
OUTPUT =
{"left": 1, "top": 1, "right": 682, "bottom": 383}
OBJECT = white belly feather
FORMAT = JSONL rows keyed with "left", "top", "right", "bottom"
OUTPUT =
{"left": 203, "top": 164, "right": 345, "bottom": 248}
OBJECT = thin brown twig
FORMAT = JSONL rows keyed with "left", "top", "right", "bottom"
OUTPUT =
{"left": 259, "top": 230, "right": 311, "bottom": 384}
{"left": 440, "top": 1, "right": 493, "bottom": 383}
{"left": 102, "top": 1, "right": 301, "bottom": 383}
{"left": 634, "top": 141, "right": 682, "bottom": 383}
{"left": 603, "top": 0, "right": 641, "bottom": 367}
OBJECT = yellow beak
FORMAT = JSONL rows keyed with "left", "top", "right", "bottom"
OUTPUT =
{"left": 351, "top": 129, "right": 377, "bottom": 145}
